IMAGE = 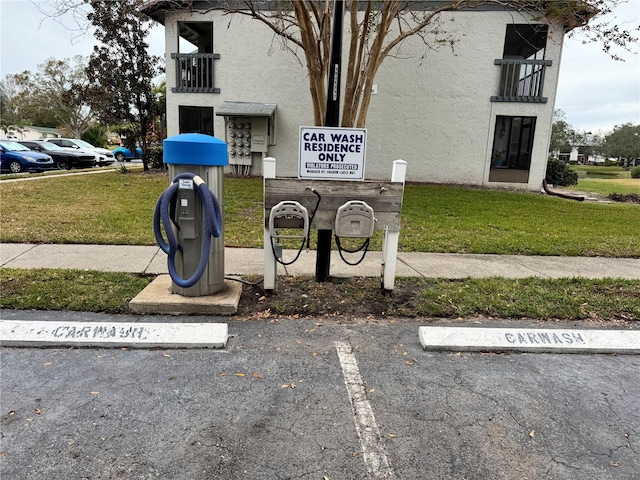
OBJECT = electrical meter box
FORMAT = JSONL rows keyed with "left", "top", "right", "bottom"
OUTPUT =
{"left": 226, "top": 117, "right": 266, "bottom": 165}
{"left": 163, "top": 133, "right": 228, "bottom": 297}
{"left": 216, "top": 102, "right": 277, "bottom": 170}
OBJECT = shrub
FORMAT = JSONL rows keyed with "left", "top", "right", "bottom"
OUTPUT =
{"left": 631, "top": 166, "right": 640, "bottom": 179}
{"left": 81, "top": 126, "right": 108, "bottom": 148}
{"left": 149, "top": 146, "right": 164, "bottom": 169}
{"left": 545, "top": 157, "right": 578, "bottom": 186}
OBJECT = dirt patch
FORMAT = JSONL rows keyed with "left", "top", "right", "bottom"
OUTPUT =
{"left": 608, "top": 193, "right": 640, "bottom": 203}
{"left": 232, "top": 275, "right": 452, "bottom": 323}
{"left": 234, "top": 276, "right": 395, "bottom": 321}
{"left": 231, "top": 275, "right": 639, "bottom": 326}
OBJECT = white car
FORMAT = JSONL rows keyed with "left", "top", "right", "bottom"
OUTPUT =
{"left": 44, "top": 138, "right": 115, "bottom": 166}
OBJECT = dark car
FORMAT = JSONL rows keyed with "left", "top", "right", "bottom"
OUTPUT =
{"left": 0, "top": 140, "right": 55, "bottom": 173}
{"left": 18, "top": 140, "right": 97, "bottom": 170}
{"left": 44, "top": 138, "right": 114, "bottom": 166}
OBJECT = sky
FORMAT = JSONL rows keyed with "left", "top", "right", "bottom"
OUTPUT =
{"left": 1, "top": 0, "right": 639, "bottom": 134}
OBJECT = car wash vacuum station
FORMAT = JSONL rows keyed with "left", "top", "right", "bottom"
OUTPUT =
{"left": 154, "top": 133, "right": 228, "bottom": 297}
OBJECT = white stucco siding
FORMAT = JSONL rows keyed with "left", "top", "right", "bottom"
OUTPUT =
{"left": 162, "top": 7, "right": 563, "bottom": 189}
{"left": 164, "top": 11, "right": 313, "bottom": 177}
{"left": 365, "top": 10, "right": 563, "bottom": 188}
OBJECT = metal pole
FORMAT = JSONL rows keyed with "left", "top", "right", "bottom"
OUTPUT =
{"left": 316, "top": 0, "right": 344, "bottom": 282}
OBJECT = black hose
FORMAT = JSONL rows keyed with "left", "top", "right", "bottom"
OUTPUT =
{"left": 542, "top": 180, "right": 585, "bottom": 202}
{"left": 335, "top": 235, "right": 370, "bottom": 266}
{"left": 270, "top": 187, "right": 322, "bottom": 266}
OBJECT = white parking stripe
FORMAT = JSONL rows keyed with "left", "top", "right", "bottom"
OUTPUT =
{"left": 335, "top": 341, "right": 395, "bottom": 479}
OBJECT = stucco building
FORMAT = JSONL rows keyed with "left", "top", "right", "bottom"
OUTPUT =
{"left": 0, "top": 126, "right": 61, "bottom": 141}
{"left": 143, "top": 1, "right": 579, "bottom": 190}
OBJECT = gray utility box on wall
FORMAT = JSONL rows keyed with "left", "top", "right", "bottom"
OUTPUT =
{"left": 216, "top": 101, "right": 277, "bottom": 168}
{"left": 164, "top": 133, "right": 228, "bottom": 297}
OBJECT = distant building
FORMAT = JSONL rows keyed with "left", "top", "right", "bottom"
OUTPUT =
{"left": 557, "top": 147, "right": 606, "bottom": 165}
{"left": 1, "top": 126, "right": 61, "bottom": 141}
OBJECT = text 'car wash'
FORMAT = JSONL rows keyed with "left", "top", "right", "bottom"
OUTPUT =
{"left": 299, "top": 126, "right": 367, "bottom": 180}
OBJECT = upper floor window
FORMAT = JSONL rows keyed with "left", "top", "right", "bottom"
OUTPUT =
{"left": 503, "top": 24, "right": 547, "bottom": 60}
{"left": 172, "top": 22, "right": 220, "bottom": 93}
{"left": 492, "top": 24, "right": 551, "bottom": 103}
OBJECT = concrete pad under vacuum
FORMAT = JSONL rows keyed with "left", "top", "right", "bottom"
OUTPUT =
{"left": 419, "top": 326, "right": 640, "bottom": 354}
{"left": 129, "top": 275, "right": 241, "bottom": 315}
{"left": 1, "top": 320, "right": 228, "bottom": 349}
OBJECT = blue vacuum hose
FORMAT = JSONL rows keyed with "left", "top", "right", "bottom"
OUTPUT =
{"left": 153, "top": 173, "right": 222, "bottom": 288}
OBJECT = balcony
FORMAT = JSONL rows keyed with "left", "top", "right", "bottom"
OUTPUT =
{"left": 491, "top": 58, "right": 552, "bottom": 103}
{"left": 171, "top": 53, "right": 220, "bottom": 93}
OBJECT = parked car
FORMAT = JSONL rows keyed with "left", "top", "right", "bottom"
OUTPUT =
{"left": 112, "top": 146, "right": 143, "bottom": 162}
{"left": 44, "top": 138, "right": 115, "bottom": 166}
{"left": 18, "top": 140, "right": 97, "bottom": 170}
{"left": 0, "top": 140, "right": 55, "bottom": 173}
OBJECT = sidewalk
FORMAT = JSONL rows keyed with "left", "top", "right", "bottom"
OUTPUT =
{"left": 2, "top": 243, "right": 639, "bottom": 279}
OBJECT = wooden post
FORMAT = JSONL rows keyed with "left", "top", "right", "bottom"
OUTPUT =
{"left": 382, "top": 159, "right": 407, "bottom": 291}
{"left": 263, "top": 157, "right": 277, "bottom": 291}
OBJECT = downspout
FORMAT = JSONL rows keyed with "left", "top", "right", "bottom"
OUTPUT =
{"left": 542, "top": 180, "right": 584, "bottom": 201}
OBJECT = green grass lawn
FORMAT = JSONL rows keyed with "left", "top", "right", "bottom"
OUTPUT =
{"left": 1, "top": 170, "right": 638, "bottom": 256}
{"left": 1, "top": 170, "right": 638, "bottom": 319}
{"left": 2, "top": 268, "right": 638, "bottom": 320}
{"left": 572, "top": 165, "right": 630, "bottom": 177}
{"left": 0, "top": 268, "right": 154, "bottom": 313}
{"left": 401, "top": 184, "right": 638, "bottom": 256}
{"left": 567, "top": 165, "right": 640, "bottom": 196}
{"left": 572, "top": 178, "right": 639, "bottom": 196}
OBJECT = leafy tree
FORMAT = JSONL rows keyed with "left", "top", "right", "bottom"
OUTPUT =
{"left": 552, "top": 0, "right": 640, "bottom": 62}
{"left": 549, "top": 110, "right": 605, "bottom": 161}
{"left": 575, "top": 131, "right": 605, "bottom": 158}
{"left": 1, "top": 57, "right": 94, "bottom": 136}
{"left": 9, "top": 70, "right": 59, "bottom": 128}
{"left": 83, "top": 0, "right": 162, "bottom": 170}
{"left": 0, "top": 76, "right": 20, "bottom": 127}
{"left": 0, "top": 119, "right": 31, "bottom": 140}
{"left": 81, "top": 125, "right": 109, "bottom": 148}
{"left": 549, "top": 110, "right": 579, "bottom": 153}
{"left": 152, "top": 79, "right": 167, "bottom": 142}
{"left": 603, "top": 123, "right": 640, "bottom": 166}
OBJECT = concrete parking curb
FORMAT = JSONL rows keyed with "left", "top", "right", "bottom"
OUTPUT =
{"left": 0, "top": 320, "right": 228, "bottom": 349}
{"left": 419, "top": 326, "right": 640, "bottom": 354}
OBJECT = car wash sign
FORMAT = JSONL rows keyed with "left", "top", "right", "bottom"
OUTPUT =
{"left": 299, "top": 126, "right": 367, "bottom": 180}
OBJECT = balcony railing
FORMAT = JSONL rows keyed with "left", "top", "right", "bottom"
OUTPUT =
{"left": 171, "top": 53, "right": 221, "bottom": 93}
{"left": 491, "top": 58, "right": 551, "bottom": 103}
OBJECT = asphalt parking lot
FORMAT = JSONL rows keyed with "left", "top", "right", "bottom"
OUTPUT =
{"left": 1, "top": 310, "right": 638, "bottom": 480}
